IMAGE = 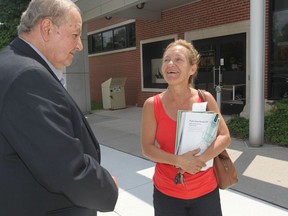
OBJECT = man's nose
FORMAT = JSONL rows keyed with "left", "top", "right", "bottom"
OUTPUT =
{"left": 77, "top": 38, "right": 83, "bottom": 51}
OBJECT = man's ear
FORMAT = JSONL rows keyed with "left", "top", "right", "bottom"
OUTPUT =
{"left": 40, "top": 18, "right": 53, "bottom": 41}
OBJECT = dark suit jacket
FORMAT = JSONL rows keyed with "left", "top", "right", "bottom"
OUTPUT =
{"left": 0, "top": 37, "right": 118, "bottom": 216}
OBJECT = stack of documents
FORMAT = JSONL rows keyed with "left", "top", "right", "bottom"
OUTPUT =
{"left": 175, "top": 110, "right": 219, "bottom": 170}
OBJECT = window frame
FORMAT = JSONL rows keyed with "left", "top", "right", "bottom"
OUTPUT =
{"left": 88, "top": 22, "right": 136, "bottom": 55}
{"left": 140, "top": 35, "right": 177, "bottom": 92}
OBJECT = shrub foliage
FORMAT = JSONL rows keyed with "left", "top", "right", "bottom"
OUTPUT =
{"left": 227, "top": 100, "right": 288, "bottom": 147}
{"left": 264, "top": 100, "right": 288, "bottom": 146}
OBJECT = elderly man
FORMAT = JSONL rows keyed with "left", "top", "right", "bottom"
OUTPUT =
{"left": 0, "top": 0, "right": 118, "bottom": 215}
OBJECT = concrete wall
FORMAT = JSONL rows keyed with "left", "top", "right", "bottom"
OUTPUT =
{"left": 65, "top": 23, "right": 91, "bottom": 113}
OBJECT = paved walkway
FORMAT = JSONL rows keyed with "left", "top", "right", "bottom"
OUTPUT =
{"left": 85, "top": 106, "right": 288, "bottom": 216}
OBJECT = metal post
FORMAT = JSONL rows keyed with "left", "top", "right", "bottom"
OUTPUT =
{"left": 216, "top": 85, "right": 221, "bottom": 110}
{"left": 249, "top": 0, "right": 265, "bottom": 147}
{"left": 213, "top": 66, "right": 222, "bottom": 110}
{"left": 216, "top": 59, "right": 224, "bottom": 110}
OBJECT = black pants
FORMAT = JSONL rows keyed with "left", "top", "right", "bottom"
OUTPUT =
{"left": 153, "top": 186, "right": 222, "bottom": 216}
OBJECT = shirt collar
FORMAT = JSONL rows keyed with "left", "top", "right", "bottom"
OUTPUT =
{"left": 19, "top": 38, "right": 66, "bottom": 87}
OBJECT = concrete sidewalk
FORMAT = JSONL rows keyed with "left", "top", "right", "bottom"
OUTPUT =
{"left": 85, "top": 106, "right": 288, "bottom": 215}
{"left": 98, "top": 145, "right": 287, "bottom": 216}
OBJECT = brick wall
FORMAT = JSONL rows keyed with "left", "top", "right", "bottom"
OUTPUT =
{"left": 87, "top": 0, "right": 269, "bottom": 107}
{"left": 136, "top": 0, "right": 250, "bottom": 106}
{"left": 137, "top": 0, "right": 250, "bottom": 41}
{"left": 87, "top": 17, "right": 140, "bottom": 106}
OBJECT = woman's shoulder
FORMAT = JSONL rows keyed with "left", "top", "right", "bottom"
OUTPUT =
{"left": 144, "top": 93, "right": 164, "bottom": 104}
{"left": 197, "top": 89, "right": 219, "bottom": 112}
{"left": 144, "top": 95, "right": 155, "bottom": 105}
{"left": 143, "top": 95, "right": 156, "bottom": 110}
{"left": 197, "top": 89, "right": 214, "bottom": 101}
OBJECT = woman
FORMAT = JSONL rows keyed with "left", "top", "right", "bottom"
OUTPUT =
{"left": 141, "top": 39, "right": 231, "bottom": 216}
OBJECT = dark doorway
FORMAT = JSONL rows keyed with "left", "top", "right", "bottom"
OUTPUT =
{"left": 193, "top": 33, "right": 246, "bottom": 115}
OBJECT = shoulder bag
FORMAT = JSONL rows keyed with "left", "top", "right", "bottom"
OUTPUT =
{"left": 198, "top": 89, "right": 238, "bottom": 189}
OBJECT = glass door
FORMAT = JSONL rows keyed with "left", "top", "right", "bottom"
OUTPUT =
{"left": 193, "top": 33, "right": 246, "bottom": 114}
{"left": 194, "top": 44, "right": 217, "bottom": 95}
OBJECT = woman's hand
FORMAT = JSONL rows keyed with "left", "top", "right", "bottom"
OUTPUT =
{"left": 176, "top": 148, "right": 206, "bottom": 175}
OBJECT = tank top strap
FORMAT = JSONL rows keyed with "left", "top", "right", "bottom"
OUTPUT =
{"left": 197, "top": 89, "right": 206, "bottom": 102}
{"left": 197, "top": 96, "right": 204, "bottom": 102}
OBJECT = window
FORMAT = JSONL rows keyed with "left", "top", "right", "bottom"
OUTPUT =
{"left": 127, "top": 24, "right": 136, "bottom": 47}
{"left": 141, "top": 38, "right": 175, "bottom": 90}
{"left": 114, "top": 27, "right": 126, "bottom": 49}
{"left": 269, "top": 0, "right": 288, "bottom": 99}
{"left": 93, "top": 34, "right": 102, "bottom": 52}
{"left": 102, "top": 31, "right": 113, "bottom": 51}
{"left": 88, "top": 23, "right": 136, "bottom": 54}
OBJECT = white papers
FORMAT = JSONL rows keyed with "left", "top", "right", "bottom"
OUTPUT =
{"left": 175, "top": 111, "right": 219, "bottom": 170}
{"left": 192, "top": 102, "right": 208, "bottom": 112}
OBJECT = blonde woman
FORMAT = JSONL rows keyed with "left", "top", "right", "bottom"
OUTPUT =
{"left": 141, "top": 39, "right": 231, "bottom": 216}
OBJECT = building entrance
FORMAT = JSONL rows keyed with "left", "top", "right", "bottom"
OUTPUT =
{"left": 193, "top": 33, "right": 246, "bottom": 115}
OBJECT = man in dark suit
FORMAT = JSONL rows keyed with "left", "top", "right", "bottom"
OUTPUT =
{"left": 0, "top": 0, "right": 118, "bottom": 215}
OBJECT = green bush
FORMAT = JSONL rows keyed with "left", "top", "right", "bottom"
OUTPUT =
{"left": 91, "top": 101, "right": 103, "bottom": 110}
{"left": 227, "top": 116, "right": 249, "bottom": 139}
{"left": 227, "top": 99, "right": 288, "bottom": 147}
{"left": 264, "top": 100, "right": 288, "bottom": 146}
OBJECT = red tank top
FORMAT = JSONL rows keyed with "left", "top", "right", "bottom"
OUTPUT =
{"left": 153, "top": 94, "right": 217, "bottom": 199}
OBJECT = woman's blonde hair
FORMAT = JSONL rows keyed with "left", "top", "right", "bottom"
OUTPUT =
{"left": 163, "top": 39, "right": 201, "bottom": 85}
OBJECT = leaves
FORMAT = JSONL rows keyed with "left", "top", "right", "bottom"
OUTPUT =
{"left": 0, "top": 0, "right": 30, "bottom": 49}
{"left": 227, "top": 100, "right": 288, "bottom": 147}
{"left": 264, "top": 100, "right": 288, "bottom": 146}
{"left": 227, "top": 116, "right": 249, "bottom": 139}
